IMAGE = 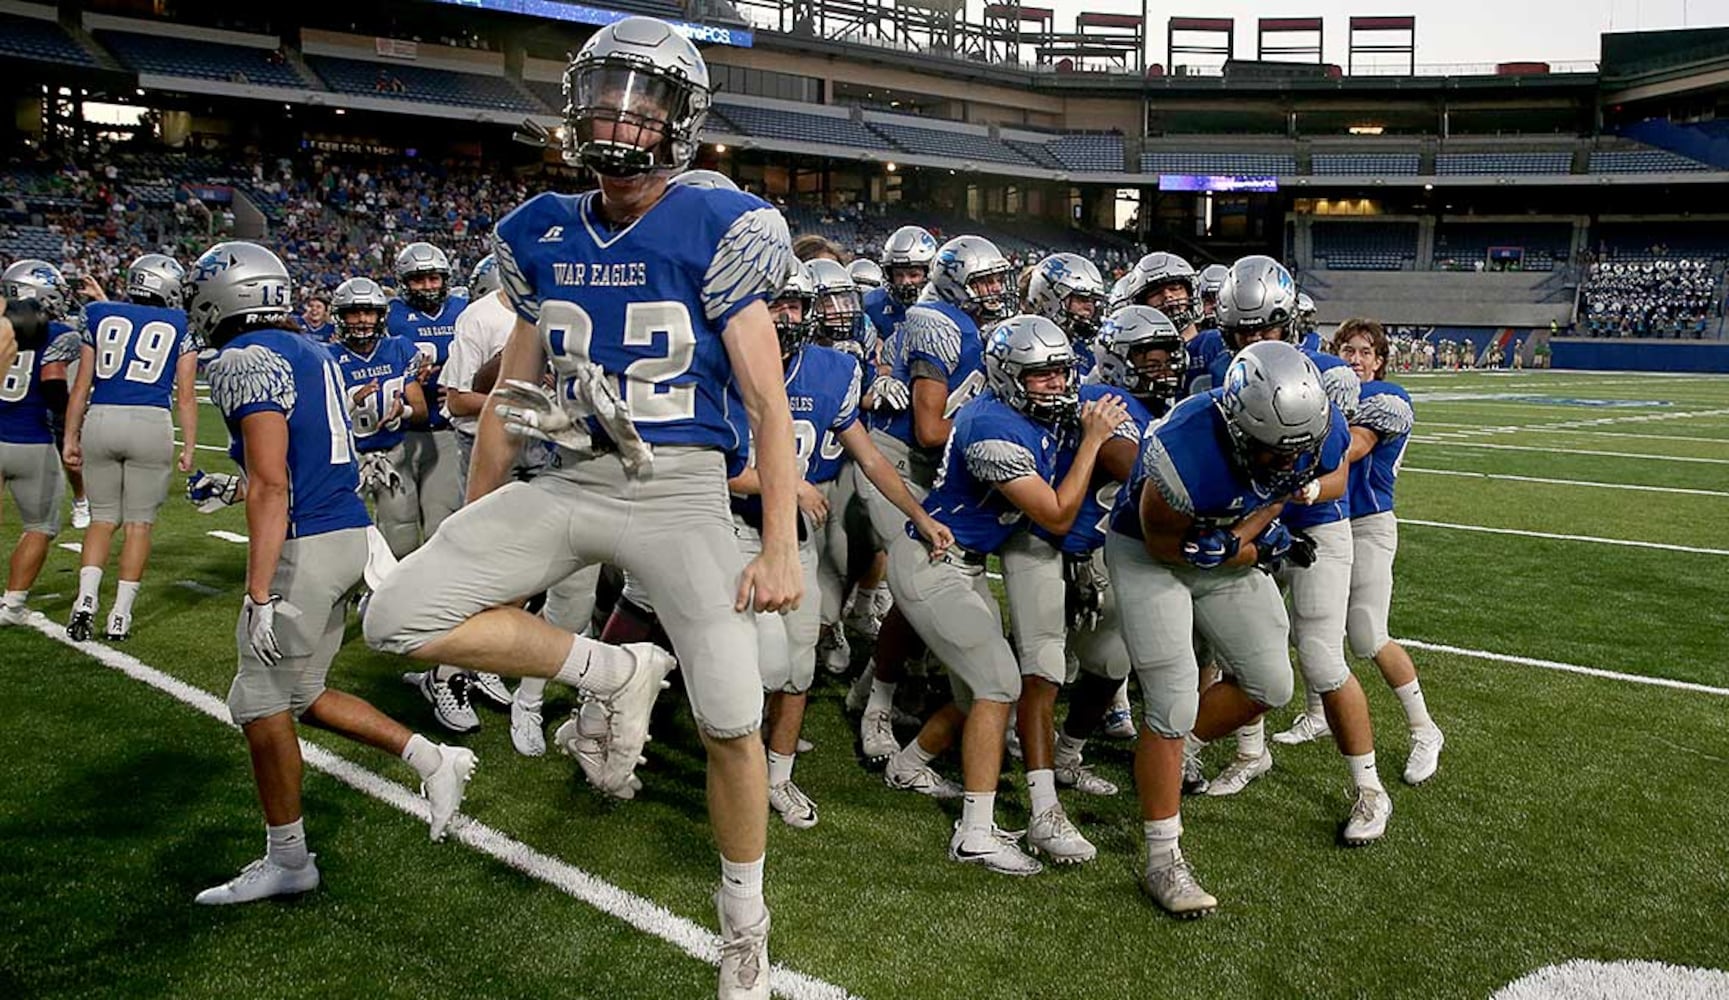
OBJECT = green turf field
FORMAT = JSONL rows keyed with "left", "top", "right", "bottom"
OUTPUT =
{"left": 3, "top": 368, "right": 1727, "bottom": 999}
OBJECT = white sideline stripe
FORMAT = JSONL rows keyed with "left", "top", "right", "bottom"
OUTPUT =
{"left": 1398, "top": 638, "right": 1729, "bottom": 698}
{"left": 22, "top": 616, "right": 859, "bottom": 1000}
{"left": 1422, "top": 422, "right": 1729, "bottom": 445}
{"left": 175, "top": 438, "right": 228, "bottom": 453}
{"left": 1414, "top": 440, "right": 1729, "bottom": 465}
{"left": 206, "top": 530, "right": 250, "bottom": 544}
{"left": 1402, "top": 519, "right": 1729, "bottom": 556}
{"left": 1401, "top": 467, "right": 1729, "bottom": 498}
{"left": 58, "top": 542, "right": 82, "bottom": 553}
{"left": 175, "top": 579, "right": 226, "bottom": 596}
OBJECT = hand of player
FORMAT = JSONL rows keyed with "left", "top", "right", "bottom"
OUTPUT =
{"left": 736, "top": 543, "right": 804, "bottom": 615}
{"left": 242, "top": 594, "right": 283, "bottom": 665}
{"left": 869, "top": 374, "right": 910, "bottom": 411}
{"left": 1289, "top": 478, "right": 1322, "bottom": 505}
{"left": 351, "top": 380, "right": 379, "bottom": 406}
{"left": 911, "top": 513, "right": 954, "bottom": 560}
{"left": 492, "top": 379, "right": 591, "bottom": 451}
{"left": 61, "top": 440, "right": 82, "bottom": 473}
{"left": 796, "top": 480, "right": 830, "bottom": 528}
{"left": 1079, "top": 395, "right": 1131, "bottom": 445}
{"left": 78, "top": 275, "right": 107, "bottom": 302}
{"left": 1253, "top": 521, "right": 1294, "bottom": 569}
{"left": 1286, "top": 528, "right": 1318, "bottom": 568}
{"left": 1063, "top": 553, "right": 1108, "bottom": 632}
{"left": 380, "top": 391, "right": 405, "bottom": 429}
{"left": 187, "top": 469, "right": 242, "bottom": 513}
{"left": 177, "top": 444, "right": 195, "bottom": 474}
{"left": 1180, "top": 525, "right": 1240, "bottom": 570}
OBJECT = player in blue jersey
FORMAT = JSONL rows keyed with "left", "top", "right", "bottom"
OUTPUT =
{"left": 1295, "top": 292, "right": 1321, "bottom": 352}
{"left": 186, "top": 241, "right": 474, "bottom": 906}
{"left": 360, "top": 20, "right": 800, "bottom": 996}
{"left": 386, "top": 241, "right": 469, "bottom": 552}
{"left": 863, "top": 224, "right": 938, "bottom": 351}
{"left": 848, "top": 257, "right": 883, "bottom": 294}
{"left": 1025, "top": 252, "right": 1106, "bottom": 379}
{"left": 1105, "top": 340, "right": 1332, "bottom": 917}
{"left": 295, "top": 291, "right": 336, "bottom": 344}
{"left": 1197, "top": 262, "right": 1228, "bottom": 328}
{"left": 881, "top": 315, "right": 1128, "bottom": 874}
{"left": 1321, "top": 318, "right": 1444, "bottom": 784}
{"left": 59, "top": 254, "right": 199, "bottom": 641}
{"left": 0, "top": 260, "right": 84, "bottom": 625}
{"left": 1113, "top": 252, "right": 1225, "bottom": 398}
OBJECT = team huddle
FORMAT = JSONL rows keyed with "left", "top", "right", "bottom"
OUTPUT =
{"left": 0, "top": 15, "right": 1448, "bottom": 1000}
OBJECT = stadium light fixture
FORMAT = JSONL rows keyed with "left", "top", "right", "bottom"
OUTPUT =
{"left": 335, "top": 108, "right": 346, "bottom": 116}
{"left": 886, "top": 162, "right": 897, "bottom": 172}
{"left": 135, "top": 88, "right": 145, "bottom": 97}
{"left": 715, "top": 144, "right": 727, "bottom": 153}
{"left": 1424, "top": 183, "right": 1433, "bottom": 190}
{"left": 1349, "top": 125, "right": 1384, "bottom": 135}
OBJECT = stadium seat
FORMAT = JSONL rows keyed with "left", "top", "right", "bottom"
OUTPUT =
{"left": 97, "top": 30, "right": 307, "bottom": 88}
{"left": 307, "top": 55, "right": 539, "bottom": 113}
{"left": 1434, "top": 151, "right": 1571, "bottom": 175}
{"left": 1312, "top": 221, "right": 1419, "bottom": 271}
{"left": 1043, "top": 135, "right": 1125, "bottom": 172}
{"left": 0, "top": 12, "right": 96, "bottom": 67}
{"left": 1141, "top": 152, "right": 1296, "bottom": 175}
{"left": 1589, "top": 149, "right": 1711, "bottom": 173}
{"left": 1433, "top": 222, "right": 1572, "bottom": 272}
{"left": 866, "top": 121, "right": 1038, "bottom": 167}
{"left": 1311, "top": 153, "right": 1421, "bottom": 176}
{"left": 708, "top": 101, "right": 884, "bottom": 149}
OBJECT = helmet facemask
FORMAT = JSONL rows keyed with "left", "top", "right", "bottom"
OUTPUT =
{"left": 886, "top": 264, "right": 927, "bottom": 305}
{"left": 565, "top": 55, "right": 708, "bottom": 178}
{"left": 1140, "top": 279, "right": 1198, "bottom": 331}
{"left": 1124, "top": 341, "right": 1185, "bottom": 407}
{"left": 1060, "top": 290, "right": 1103, "bottom": 343}
{"left": 401, "top": 270, "right": 448, "bottom": 314}
{"left": 1014, "top": 360, "right": 1080, "bottom": 427}
{"left": 770, "top": 290, "right": 814, "bottom": 360}
{"left": 338, "top": 307, "right": 383, "bottom": 355}
{"left": 812, "top": 288, "right": 864, "bottom": 351}
{"left": 965, "top": 265, "right": 1017, "bottom": 322}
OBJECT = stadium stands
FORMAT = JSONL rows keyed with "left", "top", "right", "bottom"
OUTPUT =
{"left": 306, "top": 55, "right": 539, "bottom": 112}
{"left": 1434, "top": 151, "right": 1572, "bottom": 175}
{"left": 0, "top": 11, "right": 97, "bottom": 67}
{"left": 96, "top": 30, "right": 307, "bottom": 88}
{"left": 708, "top": 101, "right": 885, "bottom": 149}
{"left": 1589, "top": 149, "right": 1710, "bottom": 173}
{"left": 1312, "top": 221, "right": 1419, "bottom": 271}
{"left": 865, "top": 120, "right": 1037, "bottom": 167}
{"left": 1141, "top": 152, "right": 1297, "bottom": 175}
{"left": 1311, "top": 152, "right": 1421, "bottom": 175}
{"left": 1580, "top": 257, "right": 1718, "bottom": 338}
{"left": 1041, "top": 134, "right": 1125, "bottom": 172}
{"left": 1432, "top": 222, "right": 1573, "bottom": 272}
{"left": 1005, "top": 140, "right": 1067, "bottom": 171}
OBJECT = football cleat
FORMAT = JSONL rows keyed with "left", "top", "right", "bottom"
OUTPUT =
{"left": 845, "top": 586, "right": 887, "bottom": 638}
{"left": 423, "top": 744, "right": 478, "bottom": 842}
{"left": 859, "top": 706, "right": 898, "bottom": 761}
{"left": 1342, "top": 786, "right": 1393, "bottom": 846}
{"left": 509, "top": 699, "right": 546, "bottom": 757}
{"left": 104, "top": 612, "right": 131, "bottom": 641}
{"left": 1272, "top": 712, "right": 1331, "bottom": 746}
{"left": 0, "top": 604, "right": 29, "bottom": 627}
{"left": 1054, "top": 759, "right": 1118, "bottom": 797}
{"left": 408, "top": 670, "right": 480, "bottom": 734}
{"left": 66, "top": 608, "right": 96, "bottom": 642}
{"left": 821, "top": 628, "right": 851, "bottom": 676}
{"left": 884, "top": 751, "right": 964, "bottom": 799}
{"left": 1142, "top": 850, "right": 1217, "bottom": 918}
{"left": 194, "top": 854, "right": 320, "bottom": 905}
{"left": 796, "top": 737, "right": 813, "bottom": 754}
{"left": 1027, "top": 804, "right": 1097, "bottom": 864}
{"left": 1181, "top": 748, "right": 1210, "bottom": 796}
{"left": 715, "top": 892, "right": 771, "bottom": 1000}
{"left": 1102, "top": 707, "right": 1137, "bottom": 740}
{"left": 949, "top": 822, "right": 1043, "bottom": 876}
{"left": 595, "top": 643, "right": 677, "bottom": 797}
{"left": 467, "top": 672, "right": 513, "bottom": 710}
{"left": 71, "top": 498, "right": 91, "bottom": 529}
{"left": 1403, "top": 726, "right": 1445, "bottom": 785}
{"left": 1205, "top": 750, "right": 1272, "bottom": 798}
{"left": 768, "top": 779, "right": 819, "bottom": 829}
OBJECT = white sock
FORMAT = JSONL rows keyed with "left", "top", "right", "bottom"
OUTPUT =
{"left": 400, "top": 733, "right": 444, "bottom": 780}
{"left": 1110, "top": 680, "right": 1132, "bottom": 713}
{"left": 1184, "top": 733, "right": 1207, "bottom": 757}
{"left": 767, "top": 750, "right": 795, "bottom": 786}
{"left": 1303, "top": 686, "right": 1325, "bottom": 721}
{"left": 718, "top": 855, "right": 767, "bottom": 925}
{"left": 1054, "top": 732, "right": 1086, "bottom": 768}
{"left": 1027, "top": 768, "right": 1058, "bottom": 815}
{"left": 1144, "top": 815, "right": 1183, "bottom": 867}
{"left": 865, "top": 677, "right": 897, "bottom": 715}
{"left": 553, "top": 635, "right": 637, "bottom": 696}
{"left": 76, "top": 566, "right": 102, "bottom": 610}
{"left": 1393, "top": 679, "right": 1436, "bottom": 732}
{"left": 515, "top": 676, "right": 547, "bottom": 711}
{"left": 960, "top": 791, "right": 995, "bottom": 833}
{"left": 266, "top": 818, "right": 310, "bottom": 869}
{"left": 1235, "top": 719, "right": 1265, "bottom": 758}
{"left": 897, "top": 738, "right": 936, "bottom": 768}
{"left": 4, "top": 589, "right": 28, "bottom": 609}
{"left": 113, "top": 579, "right": 141, "bottom": 619}
{"left": 1347, "top": 751, "right": 1384, "bottom": 793}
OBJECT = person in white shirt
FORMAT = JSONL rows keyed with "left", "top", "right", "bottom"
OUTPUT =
{"left": 437, "top": 255, "right": 517, "bottom": 496}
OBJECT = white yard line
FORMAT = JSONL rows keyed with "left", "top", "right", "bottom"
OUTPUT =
{"left": 1411, "top": 440, "right": 1729, "bottom": 465}
{"left": 58, "top": 542, "right": 82, "bottom": 553}
{"left": 1401, "top": 519, "right": 1729, "bottom": 556}
{"left": 23, "top": 616, "right": 860, "bottom": 1000}
{"left": 1401, "top": 467, "right": 1729, "bottom": 498}
{"left": 1398, "top": 639, "right": 1729, "bottom": 698}
{"left": 175, "top": 438, "right": 229, "bottom": 453}
{"left": 1422, "top": 422, "right": 1729, "bottom": 444}
{"left": 205, "top": 530, "right": 250, "bottom": 544}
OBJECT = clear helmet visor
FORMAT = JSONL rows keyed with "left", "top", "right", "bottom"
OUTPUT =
{"left": 568, "top": 61, "right": 700, "bottom": 175}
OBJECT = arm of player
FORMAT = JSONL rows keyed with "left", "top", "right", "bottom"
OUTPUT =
{"left": 397, "top": 377, "right": 426, "bottom": 428}
{"left": 910, "top": 376, "right": 953, "bottom": 449}
{"left": 60, "top": 343, "right": 98, "bottom": 472}
{"left": 0, "top": 297, "right": 15, "bottom": 373}
{"left": 1347, "top": 425, "right": 1377, "bottom": 463}
{"left": 470, "top": 316, "right": 543, "bottom": 502}
{"left": 173, "top": 348, "right": 199, "bottom": 472}
{"left": 238, "top": 411, "right": 291, "bottom": 604}
{"left": 837, "top": 420, "right": 952, "bottom": 556}
{"left": 1293, "top": 463, "right": 1348, "bottom": 504}
{"left": 996, "top": 397, "right": 1130, "bottom": 535}
{"left": 724, "top": 299, "right": 803, "bottom": 614}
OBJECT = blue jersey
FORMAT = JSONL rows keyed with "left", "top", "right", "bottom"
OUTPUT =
{"left": 1038, "top": 384, "right": 1152, "bottom": 555}
{"left": 0, "top": 328, "right": 81, "bottom": 444}
{"left": 206, "top": 329, "right": 370, "bottom": 539}
{"left": 494, "top": 186, "right": 792, "bottom": 457}
{"left": 386, "top": 294, "right": 467, "bottom": 431}
{"left": 922, "top": 392, "right": 1062, "bottom": 555}
{"left": 1111, "top": 389, "right": 1284, "bottom": 541}
{"left": 328, "top": 336, "right": 422, "bottom": 453}
{"left": 82, "top": 301, "right": 193, "bottom": 410}
{"left": 1348, "top": 380, "right": 1414, "bottom": 518}
{"left": 1185, "top": 328, "right": 1226, "bottom": 397}
{"left": 862, "top": 286, "right": 908, "bottom": 354}
{"left": 1299, "top": 331, "right": 1321, "bottom": 353}
{"left": 1281, "top": 402, "right": 1351, "bottom": 530}
{"left": 297, "top": 317, "right": 337, "bottom": 343}
{"left": 1303, "top": 346, "right": 1362, "bottom": 420}
{"left": 869, "top": 300, "right": 986, "bottom": 448}
{"left": 789, "top": 344, "right": 862, "bottom": 486}
{"left": 1072, "top": 337, "right": 1097, "bottom": 379}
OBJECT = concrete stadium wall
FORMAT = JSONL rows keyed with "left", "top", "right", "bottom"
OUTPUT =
{"left": 1549, "top": 339, "right": 1729, "bottom": 372}
{"left": 1307, "top": 271, "right": 1572, "bottom": 327}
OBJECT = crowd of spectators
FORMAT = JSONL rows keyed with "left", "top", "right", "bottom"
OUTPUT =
{"left": 1579, "top": 257, "right": 1721, "bottom": 339}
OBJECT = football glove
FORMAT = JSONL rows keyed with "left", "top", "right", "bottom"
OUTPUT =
{"left": 358, "top": 451, "right": 405, "bottom": 497}
{"left": 1253, "top": 521, "right": 1294, "bottom": 571}
{"left": 869, "top": 374, "right": 910, "bottom": 412}
{"left": 1180, "top": 525, "right": 1239, "bottom": 570}
{"left": 1287, "top": 528, "right": 1319, "bottom": 569}
{"left": 186, "top": 470, "right": 242, "bottom": 513}
{"left": 1063, "top": 552, "right": 1108, "bottom": 632}
{"left": 493, "top": 372, "right": 653, "bottom": 477}
{"left": 242, "top": 594, "right": 283, "bottom": 666}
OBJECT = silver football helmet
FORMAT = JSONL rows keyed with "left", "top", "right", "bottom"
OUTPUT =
{"left": 1296, "top": 291, "right": 1318, "bottom": 338}
{"left": 126, "top": 253, "right": 187, "bottom": 310}
{"left": 771, "top": 263, "right": 816, "bottom": 357}
{"left": 1133, "top": 252, "right": 1200, "bottom": 330}
{"left": 394, "top": 242, "right": 452, "bottom": 314}
{"left": 1199, "top": 263, "right": 1229, "bottom": 301}
{"left": 1106, "top": 272, "right": 1138, "bottom": 315}
{"left": 1216, "top": 340, "right": 1331, "bottom": 496}
{"left": 1217, "top": 255, "right": 1298, "bottom": 349}
{"left": 882, "top": 225, "right": 939, "bottom": 305}
{"left": 931, "top": 235, "right": 1015, "bottom": 322}
{"left": 848, "top": 258, "right": 884, "bottom": 290}
{"left": 563, "top": 15, "right": 710, "bottom": 177}
{"left": 468, "top": 254, "right": 501, "bottom": 299}
{"left": 185, "top": 242, "right": 293, "bottom": 345}
{"left": 1095, "top": 305, "right": 1186, "bottom": 406}
{"left": 804, "top": 258, "right": 864, "bottom": 348}
{"left": 671, "top": 168, "right": 738, "bottom": 191}
{"left": 1026, "top": 253, "right": 1106, "bottom": 343}
{"left": 984, "top": 314, "right": 1078, "bottom": 425}
{"left": 1, "top": 259, "right": 69, "bottom": 319}
{"left": 333, "top": 277, "right": 391, "bottom": 353}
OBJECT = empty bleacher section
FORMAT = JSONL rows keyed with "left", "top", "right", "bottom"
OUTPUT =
{"left": 1435, "top": 151, "right": 1573, "bottom": 175}
{"left": 96, "top": 30, "right": 305, "bottom": 87}
{"left": 1141, "top": 152, "right": 1297, "bottom": 175}
{"left": 1593, "top": 222, "right": 1729, "bottom": 260}
{"left": 0, "top": 9, "right": 96, "bottom": 67}
{"left": 1312, "top": 222, "right": 1419, "bottom": 271}
{"left": 864, "top": 119, "right": 1036, "bottom": 167}
{"left": 1309, "top": 271, "right": 1573, "bottom": 328}
{"left": 305, "top": 55, "right": 538, "bottom": 112}
{"left": 1005, "top": 140, "right": 1066, "bottom": 171}
{"left": 1433, "top": 222, "right": 1573, "bottom": 271}
{"left": 1041, "top": 134, "right": 1125, "bottom": 172}
{"left": 708, "top": 100, "right": 884, "bottom": 149}
{"left": 1589, "top": 149, "right": 1711, "bottom": 173}
{"left": 1311, "top": 152, "right": 1421, "bottom": 175}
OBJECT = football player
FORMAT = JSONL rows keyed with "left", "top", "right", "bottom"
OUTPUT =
{"left": 881, "top": 315, "right": 1127, "bottom": 873}
{"left": 1115, "top": 252, "right": 1224, "bottom": 398}
{"left": 848, "top": 257, "right": 884, "bottom": 292}
{"left": 0, "top": 261, "right": 83, "bottom": 624}
{"left": 1104, "top": 340, "right": 1325, "bottom": 917}
{"left": 361, "top": 18, "right": 798, "bottom": 997}
{"left": 387, "top": 241, "right": 469, "bottom": 550}
{"left": 190, "top": 241, "right": 473, "bottom": 905}
{"left": 59, "top": 254, "right": 199, "bottom": 641}
{"left": 864, "top": 224, "right": 938, "bottom": 348}
{"left": 1295, "top": 292, "right": 1321, "bottom": 352}
{"left": 1025, "top": 252, "right": 1106, "bottom": 379}
{"left": 1197, "top": 262, "right": 1228, "bottom": 327}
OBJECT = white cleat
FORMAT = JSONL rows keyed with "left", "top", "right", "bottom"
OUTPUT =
{"left": 846, "top": 587, "right": 887, "bottom": 638}
{"left": 949, "top": 823, "right": 1043, "bottom": 876}
{"left": 554, "top": 707, "right": 643, "bottom": 799}
{"left": 768, "top": 779, "right": 819, "bottom": 829}
{"left": 821, "top": 629, "right": 851, "bottom": 676}
{"left": 1205, "top": 750, "right": 1272, "bottom": 798}
{"left": 71, "top": 498, "right": 91, "bottom": 529}
{"left": 1141, "top": 850, "right": 1217, "bottom": 919}
{"left": 509, "top": 700, "right": 546, "bottom": 757}
{"left": 0, "top": 604, "right": 31, "bottom": 627}
{"left": 1272, "top": 713, "right": 1331, "bottom": 746}
{"left": 884, "top": 751, "right": 964, "bottom": 799}
{"left": 423, "top": 744, "right": 477, "bottom": 842}
{"left": 408, "top": 670, "right": 480, "bottom": 734}
{"left": 1342, "top": 786, "right": 1393, "bottom": 846}
{"left": 195, "top": 855, "right": 320, "bottom": 905}
{"left": 1403, "top": 726, "right": 1445, "bottom": 785}
{"left": 1027, "top": 804, "right": 1097, "bottom": 864}
{"left": 1102, "top": 707, "right": 1137, "bottom": 740}
{"left": 467, "top": 672, "right": 513, "bottom": 710}
{"left": 859, "top": 706, "right": 898, "bottom": 761}
{"left": 104, "top": 612, "right": 131, "bottom": 641}
{"left": 1054, "top": 759, "right": 1119, "bottom": 797}
{"left": 595, "top": 643, "right": 677, "bottom": 797}
{"left": 715, "top": 893, "right": 771, "bottom": 1000}
{"left": 1181, "top": 749, "right": 1210, "bottom": 796}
